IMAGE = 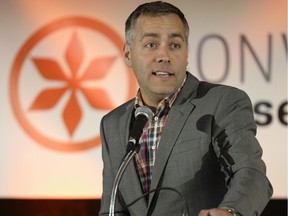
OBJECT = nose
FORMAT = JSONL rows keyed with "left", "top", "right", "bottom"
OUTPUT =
{"left": 156, "top": 56, "right": 170, "bottom": 63}
{"left": 156, "top": 46, "right": 170, "bottom": 63}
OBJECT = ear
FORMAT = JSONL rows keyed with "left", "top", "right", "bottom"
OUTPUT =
{"left": 123, "top": 44, "right": 132, "bottom": 67}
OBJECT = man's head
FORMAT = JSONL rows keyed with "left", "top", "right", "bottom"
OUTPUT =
{"left": 125, "top": 1, "right": 189, "bottom": 46}
{"left": 124, "top": 1, "right": 189, "bottom": 107}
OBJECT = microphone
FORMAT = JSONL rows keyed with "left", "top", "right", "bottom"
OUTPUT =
{"left": 127, "top": 106, "right": 153, "bottom": 152}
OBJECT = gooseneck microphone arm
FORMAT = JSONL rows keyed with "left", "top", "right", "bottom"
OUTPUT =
{"left": 108, "top": 106, "right": 153, "bottom": 216}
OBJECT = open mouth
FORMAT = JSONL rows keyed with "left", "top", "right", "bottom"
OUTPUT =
{"left": 152, "top": 71, "right": 172, "bottom": 78}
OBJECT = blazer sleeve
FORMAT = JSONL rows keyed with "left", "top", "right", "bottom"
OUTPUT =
{"left": 211, "top": 88, "right": 273, "bottom": 216}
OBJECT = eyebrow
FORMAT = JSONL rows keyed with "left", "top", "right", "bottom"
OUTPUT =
{"left": 141, "top": 32, "right": 185, "bottom": 42}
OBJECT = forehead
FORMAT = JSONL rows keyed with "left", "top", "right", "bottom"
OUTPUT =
{"left": 134, "top": 14, "right": 186, "bottom": 39}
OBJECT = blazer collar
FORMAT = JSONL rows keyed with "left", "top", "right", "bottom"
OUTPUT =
{"left": 173, "top": 72, "right": 200, "bottom": 106}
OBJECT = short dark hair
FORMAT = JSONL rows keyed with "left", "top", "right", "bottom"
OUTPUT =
{"left": 125, "top": 1, "right": 189, "bottom": 45}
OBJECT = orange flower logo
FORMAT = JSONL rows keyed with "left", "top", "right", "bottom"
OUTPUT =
{"left": 10, "top": 17, "right": 137, "bottom": 151}
{"left": 30, "top": 32, "right": 116, "bottom": 136}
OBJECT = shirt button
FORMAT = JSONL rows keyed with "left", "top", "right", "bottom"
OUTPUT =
{"left": 152, "top": 145, "right": 156, "bottom": 150}
{"left": 154, "top": 116, "right": 158, "bottom": 121}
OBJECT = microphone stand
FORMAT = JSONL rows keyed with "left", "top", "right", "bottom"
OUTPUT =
{"left": 109, "top": 142, "right": 140, "bottom": 216}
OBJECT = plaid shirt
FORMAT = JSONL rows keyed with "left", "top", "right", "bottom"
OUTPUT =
{"left": 134, "top": 81, "right": 184, "bottom": 193}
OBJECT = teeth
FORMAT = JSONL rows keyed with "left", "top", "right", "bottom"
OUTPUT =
{"left": 155, "top": 71, "right": 169, "bottom": 77}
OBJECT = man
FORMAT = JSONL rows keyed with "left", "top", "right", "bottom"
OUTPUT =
{"left": 99, "top": 1, "right": 273, "bottom": 215}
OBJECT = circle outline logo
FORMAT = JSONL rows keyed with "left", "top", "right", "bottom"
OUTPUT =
{"left": 10, "top": 16, "right": 137, "bottom": 151}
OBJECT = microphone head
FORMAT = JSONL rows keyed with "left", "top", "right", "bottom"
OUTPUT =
{"left": 135, "top": 106, "right": 153, "bottom": 120}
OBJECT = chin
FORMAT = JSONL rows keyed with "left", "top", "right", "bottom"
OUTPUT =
{"left": 155, "top": 89, "right": 176, "bottom": 98}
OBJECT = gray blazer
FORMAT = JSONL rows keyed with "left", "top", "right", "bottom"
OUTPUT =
{"left": 99, "top": 72, "right": 273, "bottom": 216}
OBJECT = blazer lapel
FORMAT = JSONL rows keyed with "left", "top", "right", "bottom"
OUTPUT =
{"left": 148, "top": 102, "right": 195, "bottom": 204}
{"left": 148, "top": 72, "right": 200, "bottom": 207}
{"left": 118, "top": 104, "right": 132, "bottom": 155}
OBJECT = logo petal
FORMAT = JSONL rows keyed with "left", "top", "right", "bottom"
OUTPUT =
{"left": 29, "top": 87, "right": 68, "bottom": 110}
{"left": 81, "top": 56, "right": 116, "bottom": 80}
{"left": 32, "top": 58, "right": 67, "bottom": 80}
{"left": 63, "top": 91, "right": 82, "bottom": 136}
{"left": 65, "top": 32, "right": 84, "bottom": 76}
{"left": 80, "top": 87, "right": 114, "bottom": 110}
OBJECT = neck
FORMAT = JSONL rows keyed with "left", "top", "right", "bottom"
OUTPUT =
{"left": 139, "top": 93, "right": 162, "bottom": 110}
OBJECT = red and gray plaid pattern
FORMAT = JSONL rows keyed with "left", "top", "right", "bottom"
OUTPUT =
{"left": 134, "top": 89, "right": 180, "bottom": 193}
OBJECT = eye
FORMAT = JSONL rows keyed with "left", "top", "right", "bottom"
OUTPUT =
{"left": 171, "top": 43, "right": 181, "bottom": 49}
{"left": 145, "top": 43, "right": 158, "bottom": 48}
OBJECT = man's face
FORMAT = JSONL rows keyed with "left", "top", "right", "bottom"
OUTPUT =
{"left": 124, "top": 14, "right": 189, "bottom": 107}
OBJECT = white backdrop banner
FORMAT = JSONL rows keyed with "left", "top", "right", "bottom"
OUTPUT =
{"left": 0, "top": 0, "right": 286, "bottom": 199}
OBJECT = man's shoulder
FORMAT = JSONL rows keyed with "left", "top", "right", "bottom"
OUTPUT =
{"left": 186, "top": 72, "right": 242, "bottom": 96}
{"left": 103, "top": 98, "right": 135, "bottom": 119}
{"left": 196, "top": 81, "right": 246, "bottom": 99}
